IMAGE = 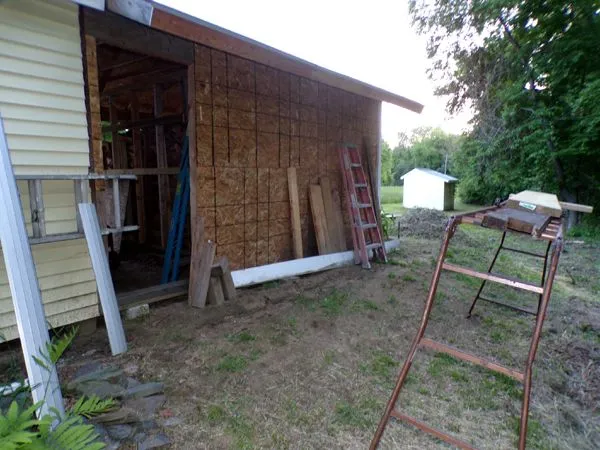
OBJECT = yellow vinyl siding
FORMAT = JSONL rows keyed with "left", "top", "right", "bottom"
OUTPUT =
{"left": 0, "top": 0, "right": 98, "bottom": 342}
{"left": 0, "top": 0, "right": 88, "bottom": 176}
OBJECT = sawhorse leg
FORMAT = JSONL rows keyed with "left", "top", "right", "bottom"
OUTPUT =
{"left": 518, "top": 236, "right": 562, "bottom": 449}
{"left": 467, "top": 231, "right": 507, "bottom": 317}
{"left": 467, "top": 233, "right": 553, "bottom": 318}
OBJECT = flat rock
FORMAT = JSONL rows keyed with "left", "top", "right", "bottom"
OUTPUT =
{"left": 106, "top": 423, "right": 133, "bottom": 440}
{"left": 93, "top": 408, "right": 138, "bottom": 424}
{"left": 138, "top": 433, "right": 171, "bottom": 449}
{"left": 71, "top": 366, "right": 124, "bottom": 385}
{"left": 126, "top": 377, "right": 141, "bottom": 389}
{"left": 76, "top": 380, "right": 124, "bottom": 399}
{"left": 73, "top": 361, "right": 103, "bottom": 379}
{"left": 161, "top": 417, "right": 182, "bottom": 427}
{"left": 124, "top": 395, "right": 166, "bottom": 418}
{"left": 121, "top": 382, "right": 164, "bottom": 399}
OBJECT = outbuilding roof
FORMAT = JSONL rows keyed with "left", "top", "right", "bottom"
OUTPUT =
{"left": 401, "top": 168, "right": 458, "bottom": 183}
{"left": 105, "top": 0, "right": 424, "bottom": 113}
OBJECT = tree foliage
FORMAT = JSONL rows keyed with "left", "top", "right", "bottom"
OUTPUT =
{"left": 410, "top": 0, "right": 600, "bottom": 213}
{"left": 380, "top": 128, "right": 461, "bottom": 186}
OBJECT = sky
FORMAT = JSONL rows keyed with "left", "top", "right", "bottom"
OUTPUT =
{"left": 157, "top": 0, "right": 471, "bottom": 147}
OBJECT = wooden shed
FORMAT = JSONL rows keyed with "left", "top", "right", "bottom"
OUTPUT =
{"left": 401, "top": 168, "right": 457, "bottom": 211}
{"left": 0, "top": 0, "right": 422, "bottom": 341}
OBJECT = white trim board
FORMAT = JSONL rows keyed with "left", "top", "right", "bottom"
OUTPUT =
{"left": 231, "top": 240, "right": 400, "bottom": 288}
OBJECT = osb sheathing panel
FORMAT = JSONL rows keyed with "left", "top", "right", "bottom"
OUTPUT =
{"left": 193, "top": 44, "right": 380, "bottom": 270}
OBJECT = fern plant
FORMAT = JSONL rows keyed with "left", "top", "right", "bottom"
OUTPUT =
{"left": 0, "top": 328, "right": 117, "bottom": 449}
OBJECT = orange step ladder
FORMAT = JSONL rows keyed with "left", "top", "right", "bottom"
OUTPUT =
{"left": 339, "top": 144, "right": 386, "bottom": 268}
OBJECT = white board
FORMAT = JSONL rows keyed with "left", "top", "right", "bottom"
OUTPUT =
{"left": 78, "top": 203, "right": 127, "bottom": 355}
{"left": 0, "top": 114, "right": 64, "bottom": 417}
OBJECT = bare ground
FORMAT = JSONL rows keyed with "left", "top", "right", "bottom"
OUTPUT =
{"left": 59, "top": 225, "right": 600, "bottom": 449}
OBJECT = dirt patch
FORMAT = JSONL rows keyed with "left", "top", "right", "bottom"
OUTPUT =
{"left": 6, "top": 227, "right": 599, "bottom": 449}
{"left": 396, "top": 208, "right": 449, "bottom": 238}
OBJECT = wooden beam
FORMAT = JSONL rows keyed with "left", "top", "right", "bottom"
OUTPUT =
{"left": 118, "top": 280, "right": 187, "bottom": 310}
{"left": 207, "top": 276, "right": 225, "bottom": 305}
{"left": 105, "top": 167, "right": 179, "bottom": 176}
{"left": 0, "top": 115, "right": 64, "bottom": 418}
{"left": 559, "top": 201, "right": 593, "bottom": 214}
{"left": 216, "top": 256, "right": 236, "bottom": 300}
{"left": 83, "top": 8, "right": 194, "bottom": 65}
{"left": 287, "top": 167, "right": 303, "bottom": 259}
{"left": 130, "top": 93, "right": 146, "bottom": 243}
{"left": 150, "top": 7, "right": 423, "bottom": 113}
{"left": 102, "top": 113, "right": 184, "bottom": 132}
{"left": 320, "top": 176, "right": 345, "bottom": 252}
{"left": 101, "top": 68, "right": 187, "bottom": 97}
{"left": 309, "top": 184, "right": 331, "bottom": 255}
{"left": 187, "top": 60, "right": 197, "bottom": 245}
{"left": 154, "top": 84, "right": 170, "bottom": 248}
{"left": 78, "top": 203, "right": 127, "bottom": 356}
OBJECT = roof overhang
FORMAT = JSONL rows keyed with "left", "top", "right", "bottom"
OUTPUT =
{"left": 104, "top": 0, "right": 424, "bottom": 113}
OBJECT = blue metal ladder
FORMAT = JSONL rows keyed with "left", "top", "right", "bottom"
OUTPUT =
{"left": 161, "top": 136, "right": 190, "bottom": 283}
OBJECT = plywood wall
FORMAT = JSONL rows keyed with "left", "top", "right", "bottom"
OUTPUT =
{"left": 193, "top": 44, "right": 380, "bottom": 270}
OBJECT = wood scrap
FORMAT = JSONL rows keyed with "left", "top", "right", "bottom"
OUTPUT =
{"left": 213, "top": 256, "right": 236, "bottom": 300}
{"left": 287, "top": 167, "right": 303, "bottom": 258}
{"left": 559, "top": 201, "right": 594, "bottom": 214}
{"left": 188, "top": 217, "right": 216, "bottom": 308}
{"left": 320, "top": 176, "right": 345, "bottom": 252}
{"left": 482, "top": 208, "right": 552, "bottom": 236}
{"left": 507, "top": 191, "right": 562, "bottom": 217}
{"left": 309, "top": 184, "right": 331, "bottom": 254}
{"left": 207, "top": 276, "right": 225, "bottom": 305}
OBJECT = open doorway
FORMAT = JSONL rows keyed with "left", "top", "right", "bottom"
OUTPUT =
{"left": 93, "top": 43, "right": 189, "bottom": 293}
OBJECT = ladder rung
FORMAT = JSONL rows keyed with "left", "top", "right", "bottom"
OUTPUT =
{"left": 357, "top": 203, "right": 371, "bottom": 208}
{"left": 478, "top": 296, "right": 537, "bottom": 315}
{"left": 442, "top": 262, "right": 543, "bottom": 294}
{"left": 502, "top": 246, "right": 546, "bottom": 258}
{"left": 366, "top": 243, "right": 382, "bottom": 251}
{"left": 361, "top": 223, "right": 377, "bottom": 230}
{"left": 420, "top": 337, "right": 524, "bottom": 382}
{"left": 354, "top": 183, "right": 367, "bottom": 188}
{"left": 390, "top": 410, "right": 477, "bottom": 450}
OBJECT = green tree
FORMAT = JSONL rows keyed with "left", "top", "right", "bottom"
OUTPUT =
{"left": 391, "top": 127, "right": 461, "bottom": 184}
{"left": 410, "top": 0, "right": 600, "bottom": 223}
{"left": 380, "top": 140, "right": 393, "bottom": 186}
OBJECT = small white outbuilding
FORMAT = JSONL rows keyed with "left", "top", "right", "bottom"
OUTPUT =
{"left": 401, "top": 168, "right": 458, "bottom": 211}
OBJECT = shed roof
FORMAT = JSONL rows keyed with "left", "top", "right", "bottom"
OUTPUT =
{"left": 105, "top": 0, "right": 424, "bottom": 113}
{"left": 401, "top": 168, "right": 458, "bottom": 183}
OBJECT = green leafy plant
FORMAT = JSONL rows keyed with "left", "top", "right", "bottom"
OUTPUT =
{"left": 380, "top": 210, "right": 395, "bottom": 239}
{"left": 0, "top": 327, "right": 114, "bottom": 449}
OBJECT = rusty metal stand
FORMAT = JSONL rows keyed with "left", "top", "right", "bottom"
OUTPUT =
{"left": 467, "top": 231, "right": 553, "bottom": 318}
{"left": 370, "top": 207, "right": 564, "bottom": 450}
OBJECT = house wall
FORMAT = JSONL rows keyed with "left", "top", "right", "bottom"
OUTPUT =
{"left": 192, "top": 44, "right": 381, "bottom": 269}
{"left": 0, "top": 0, "right": 98, "bottom": 341}
{"left": 403, "top": 174, "right": 445, "bottom": 211}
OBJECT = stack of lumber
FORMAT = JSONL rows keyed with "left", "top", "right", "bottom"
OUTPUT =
{"left": 481, "top": 190, "right": 594, "bottom": 236}
{"left": 308, "top": 176, "right": 347, "bottom": 255}
{"left": 189, "top": 218, "right": 237, "bottom": 308}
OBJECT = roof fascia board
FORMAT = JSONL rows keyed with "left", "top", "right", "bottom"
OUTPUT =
{"left": 106, "top": 0, "right": 152, "bottom": 25}
{"left": 146, "top": 2, "right": 423, "bottom": 113}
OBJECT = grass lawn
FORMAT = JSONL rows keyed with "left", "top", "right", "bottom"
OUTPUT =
{"left": 380, "top": 185, "right": 484, "bottom": 215}
{"left": 54, "top": 226, "right": 600, "bottom": 449}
